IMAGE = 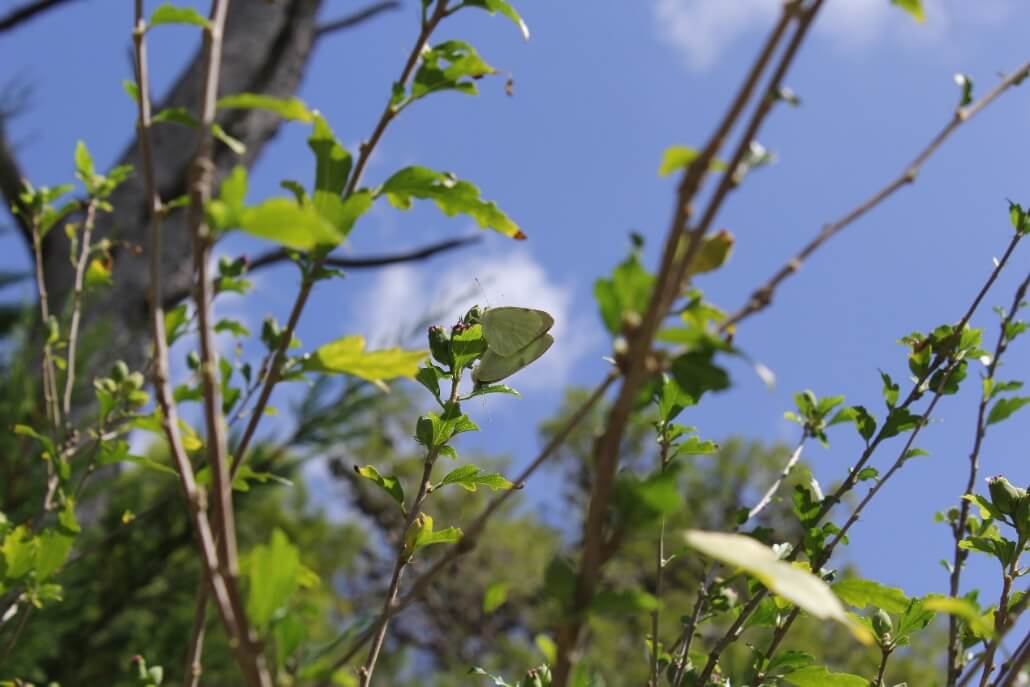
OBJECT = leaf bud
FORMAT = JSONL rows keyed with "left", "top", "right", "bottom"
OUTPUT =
{"left": 872, "top": 608, "right": 893, "bottom": 641}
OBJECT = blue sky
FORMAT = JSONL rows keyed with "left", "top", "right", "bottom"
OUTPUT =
{"left": 3, "top": 0, "right": 1030, "bottom": 622}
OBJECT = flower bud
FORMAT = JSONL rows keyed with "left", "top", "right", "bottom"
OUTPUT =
{"left": 872, "top": 608, "right": 893, "bottom": 641}
{"left": 111, "top": 360, "right": 129, "bottom": 383}
{"left": 428, "top": 325, "right": 453, "bottom": 368}
{"left": 987, "top": 475, "right": 1025, "bottom": 517}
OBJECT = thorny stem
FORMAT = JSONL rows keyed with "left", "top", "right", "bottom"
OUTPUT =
{"left": 132, "top": 2, "right": 268, "bottom": 685}
{"left": 232, "top": 0, "right": 449, "bottom": 472}
{"left": 947, "top": 269, "right": 1030, "bottom": 685}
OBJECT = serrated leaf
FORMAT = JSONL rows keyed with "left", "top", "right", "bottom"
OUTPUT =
{"left": 217, "top": 93, "right": 313, "bottom": 122}
{"left": 301, "top": 335, "right": 426, "bottom": 383}
{"left": 463, "top": 0, "right": 529, "bottom": 40}
{"left": 439, "top": 465, "right": 514, "bottom": 492}
{"left": 832, "top": 579, "right": 910, "bottom": 614}
{"left": 987, "top": 396, "right": 1030, "bottom": 425}
{"left": 149, "top": 3, "right": 209, "bottom": 27}
{"left": 354, "top": 465, "right": 405, "bottom": 507}
{"left": 658, "top": 145, "right": 727, "bottom": 177}
{"left": 379, "top": 167, "right": 524, "bottom": 239}
{"left": 783, "top": 665, "right": 868, "bottom": 687}
{"left": 237, "top": 198, "right": 342, "bottom": 250}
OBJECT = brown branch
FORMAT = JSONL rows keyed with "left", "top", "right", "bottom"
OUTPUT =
{"left": 946, "top": 270, "right": 1030, "bottom": 685}
{"left": 722, "top": 58, "right": 1030, "bottom": 333}
{"left": 132, "top": 2, "right": 268, "bottom": 685}
{"left": 551, "top": 4, "right": 816, "bottom": 684}
{"left": 247, "top": 235, "right": 479, "bottom": 273}
{"left": 0, "top": 0, "right": 79, "bottom": 34}
{"left": 315, "top": 1, "right": 401, "bottom": 37}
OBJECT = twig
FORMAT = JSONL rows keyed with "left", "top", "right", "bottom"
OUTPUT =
{"left": 246, "top": 235, "right": 480, "bottom": 273}
{"left": 29, "top": 215, "right": 60, "bottom": 428}
{"left": 315, "top": 1, "right": 401, "bottom": 38}
{"left": 321, "top": 371, "right": 619, "bottom": 679}
{"left": 947, "top": 270, "right": 1030, "bottom": 685}
{"left": 992, "top": 627, "right": 1030, "bottom": 687}
{"left": 649, "top": 427, "right": 673, "bottom": 687}
{"left": 0, "top": 603, "right": 31, "bottom": 665}
{"left": 358, "top": 377, "right": 461, "bottom": 687}
{"left": 874, "top": 647, "right": 892, "bottom": 687}
{"left": 132, "top": 3, "right": 268, "bottom": 685}
{"left": 0, "top": 0, "right": 79, "bottom": 34}
{"left": 185, "top": 577, "right": 209, "bottom": 687}
{"left": 748, "top": 443, "right": 804, "bottom": 521}
{"left": 62, "top": 199, "right": 96, "bottom": 419}
{"left": 721, "top": 59, "right": 1030, "bottom": 332}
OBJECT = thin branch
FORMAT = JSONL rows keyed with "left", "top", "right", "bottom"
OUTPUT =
{"left": 315, "top": 1, "right": 401, "bottom": 38}
{"left": 322, "top": 371, "right": 619, "bottom": 679}
{"left": 747, "top": 443, "right": 804, "bottom": 521}
{"left": 358, "top": 377, "right": 461, "bottom": 687}
{"left": 0, "top": 0, "right": 79, "bottom": 34}
{"left": 947, "top": 271, "right": 1030, "bottom": 685}
{"left": 874, "top": 647, "right": 892, "bottom": 687}
{"left": 721, "top": 59, "right": 1030, "bottom": 332}
{"left": 246, "top": 235, "right": 480, "bottom": 274}
{"left": 132, "top": 2, "right": 267, "bottom": 685}
{"left": 62, "top": 200, "right": 96, "bottom": 419}
{"left": 992, "top": 627, "right": 1030, "bottom": 687}
{"left": 186, "top": 2, "right": 270, "bottom": 684}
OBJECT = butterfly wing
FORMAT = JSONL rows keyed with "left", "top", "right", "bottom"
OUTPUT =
{"left": 481, "top": 307, "right": 554, "bottom": 356}
{"left": 473, "top": 333, "right": 554, "bottom": 384}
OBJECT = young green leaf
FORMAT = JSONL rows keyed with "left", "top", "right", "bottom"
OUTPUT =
{"left": 379, "top": 167, "right": 524, "bottom": 239}
{"left": 782, "top": 665, "right": 869, "bottom": 687}
{"left": 438, "top": 465, "right": 515, "bottom": 492}
{"left": 832, "top": 578, "right": 910, "bottom": 614}
{"left": 354, "top": 465, "right": 405, "bottom": 507}
{"left": 246, "top": 529, "right": 303, "bottom": 630}
{"left": 216, "top": 93, "right": 314, "bottom": 122}
{"left": 301, "top": 335, "right": 427, "bottom": 383}
{"left": 986, "top": 395, "right": 1030, "bottom": 425}
{"left": 483, "top": 581, "right": 509, "bottom": 613}
{"left": 237, "top": 198, "right": 342, "bottom": 250}
{"left": 149, "top": 3, "right": 209, "bottom": 28}
{"left": 462, "top": 0, "right": 530, "bottom": 40}
{"left": 658, "top": 145, "right": 727, "bottom": 177}
{"left": 890, "top": 0, "right": 925, "bottom": 23}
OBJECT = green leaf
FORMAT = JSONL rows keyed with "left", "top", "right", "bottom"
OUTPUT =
{"left": 164, "top": 304, "right": 189, "bottom": 345}
{"left": 217, "top": 93, "right": 314, "bottom": 122}
{"left": 409, "top": 514, "right": 462, "bottom": 552}
{"left": 591, "top": 588, "right": 659, "bottom": 616}
{"left": 307, "top": 115, "right": 352, "bottom": 216}
{"left": 469, "top": 667, "right": 514, "bottom": 687}
{"left": 683, "top": 530, "right": 872, "bottom": 643}
{"left": 354, "top": 465, "right": 405, "bottom": 507}
{"left": 379, "top": 167, "right": 524, "bottom": 239}
{"left": 451, "top": 324, "right": 488, "bottom": 370}
{"left": 670, "top": 351, "right": 730, "bottom": 401}
{"left": 890, "top": 0, "right": 925, "bottom": 23}
{"left": 411, "top": 40, "right": 496, "bottom": 101}
{"left": 149, "top": 3, "right": 209, "bottom": 27}
{"left": 211, "top": 123, "right": 246, "bottom": 154}
{"left": 881, "top": 407, "right": 921, "bottom": 439}
{"left": 832, "top": 579, "right": 910, "bottom": 614}
{"left": 462, "top": 0, "right": 530, "bottom": 40}
{"left": 152, "top": 107, "right": 199, "bottom": 128}
{"left": 1, "top": 526, "right": 37, "bottom": 579}
{"left": 783, "top": 665, "right": 869, "bottom": 687}
{"left": 766, "top": 650, "right": 815, "bottom": 676}
{"left": 84, "top": 258, "right": 113, "bottom": 288}
{"left": 74, "top": 140, "right": 96, "bottom": 188}
{"left": 658, "top": 145, "right": 727, "bottom": 177}
{"left": 464, "top": 383, "right": 520, "bottom": 400}
{"left": 35, "top": 529, "right": 74, "bottom": 580}
{"left": 301, "top": 335, "right": 427, "bottom": 383}
{"left": 594, "top": 250, "right": 655, "bottom": 335}
{"left": 483, "top": 581, "right": 509, "bottom": 613}
{"left": 438, "top": 465, "right": 514, "bottom": 492}
{"left": 238, "top": 198, "right": 342, "bottom": 251}
{"left": 987, "top": 396, "right": 1030, "bottom": 425}
{"left": 247, "top": 529, "right": 303, "bottom": 630}
{"left": 923, "top": 595, "right": 993, "bottom": 639}
{"left": 123, "top": 80, "right": 140, "bottom": 103}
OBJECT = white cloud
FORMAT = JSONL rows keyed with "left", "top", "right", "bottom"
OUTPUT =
{"left": 356, "top": 248, "right": 599, "bottom": 391}
{"left": 653, "top": 0, "right": 1012, "bottom": 71}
